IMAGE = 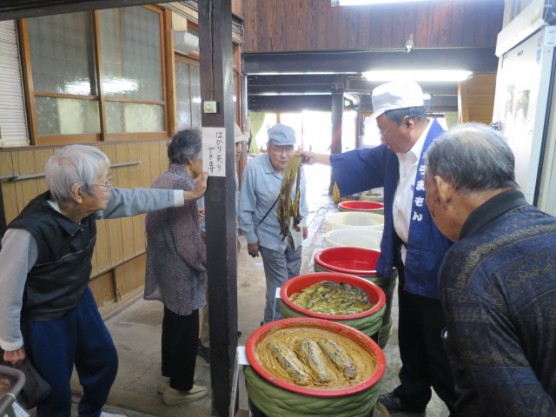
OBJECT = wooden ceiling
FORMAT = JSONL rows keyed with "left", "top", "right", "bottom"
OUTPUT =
{"left": 241, "top": 0, "right": 506, "bottom": 112}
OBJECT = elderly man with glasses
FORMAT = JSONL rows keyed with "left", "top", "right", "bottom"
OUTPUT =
{"left": 239, "top": 123, "right": 309, "bottom": 325}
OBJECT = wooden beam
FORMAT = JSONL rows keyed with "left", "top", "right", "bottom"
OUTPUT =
{"left": 198, "top": 1, "right": 239, "bottom": 416}
{"left": 244, "top": 48, "right": 499, "bottom": 74}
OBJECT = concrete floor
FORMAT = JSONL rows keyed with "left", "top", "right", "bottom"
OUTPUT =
{"left": 65, "top": 164, "right": 450, "bottom": 417}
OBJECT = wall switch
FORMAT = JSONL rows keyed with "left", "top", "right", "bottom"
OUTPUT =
{"left": 203, "top": 101, "right": 218, "bottom": 113}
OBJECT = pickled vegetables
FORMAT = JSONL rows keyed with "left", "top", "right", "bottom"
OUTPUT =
{"left": 255, "top": 327, "right": 376, "bottom": 390}
{"left": 277, "top": 156, "right": 302, "bottom": 245}
{"left": 290, "top": 281, "right": 373, "bottom": 315}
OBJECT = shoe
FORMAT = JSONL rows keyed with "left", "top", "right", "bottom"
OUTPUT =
{"left": 197, "top": 340, "right": 211, "bottom": 363}
{"left": 157, "top": 377, "right": 169, "bottom": 394}
{"left": 162, "top": 385, "right": 208, "bottom": 405}
{"left": 378, "top": 391, "right": 426, "bottom": 413}
{"left": 100, "top": 413, "right": 127, "bottom": 417}
{"left": 237, "top": 330, "right": 242, "bottom": 337}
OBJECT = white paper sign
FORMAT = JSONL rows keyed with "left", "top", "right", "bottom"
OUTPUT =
{"left": 202, "top": 127, "right": 226, "bottom": 177}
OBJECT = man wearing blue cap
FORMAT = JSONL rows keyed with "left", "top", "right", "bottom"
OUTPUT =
{"left": 239, "top": 123, "right": 309, "bottom": 325}
{"left": 300, "top": 81, "right": 457, "bottom": 415}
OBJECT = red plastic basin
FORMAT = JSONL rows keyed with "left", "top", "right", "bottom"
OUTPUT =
{"left": 280, "top": 272, "right": 385, "bottom": 320}
{"left": 245, "top": 317, "right": 386, "bottom": 397}
{"left": 314, "top": 247, "right": 381, "bottom": 277}
{"left": 338, "top": 200, "right": 384, "bottom": 212}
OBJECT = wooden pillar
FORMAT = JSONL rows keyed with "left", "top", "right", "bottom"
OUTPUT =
{"left": 330, "top": 87, "right": 344, "bottom": 194}
{"left": 198, "top": 1, "right": 239, "bottom": 416}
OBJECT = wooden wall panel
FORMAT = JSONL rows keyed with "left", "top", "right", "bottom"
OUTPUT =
{"left": 0, "top": 138, "right": 170, "bottom": 307}
{"left": 242, "top": 0, "right": 504, "bottom": 53}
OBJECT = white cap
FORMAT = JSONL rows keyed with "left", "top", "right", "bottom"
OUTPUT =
{"left": 267, "top": 124, "right": 296, "bottom": 146}
{"left": 371, "top": 81, "right": 425, "bottom": 118}
{"left": 234, "top": 123, "right": 249, "bottom": 143}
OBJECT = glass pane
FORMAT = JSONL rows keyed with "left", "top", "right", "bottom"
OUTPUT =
{"left": 99, "top": 7, "right": 163, "bottom": 101}
{"left": 105, "top": 102, "right": 164, "bottom": 133}
{"left": 190, "top": 65, "right": 202, "bottom": 128}
{"left": 175, "top": 61, "right": 191, "bottom": 129}
{"left": 35, "top": 97, "right": 100, "bottom": 135}
{"left": 27, "top": 13, "right": 97, "bottom": 95}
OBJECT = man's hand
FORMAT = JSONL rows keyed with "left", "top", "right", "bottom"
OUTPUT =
{"left": 247, "top": 241, "right": 260, "bottom": 258}
{"left": 295, "top": 150, "right": 331, "bottom": 166}
{"left": 3, "top": 347, "right": 26, "bottom": 365}
{"left": 184, "top": 172, "right": 209, "bottom": 200}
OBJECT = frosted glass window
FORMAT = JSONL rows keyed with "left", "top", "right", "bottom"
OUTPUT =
{"left": 104, "top": 102, "right": 164, "bottom": 133}
{"left": 35, "top": 97, "right": 100, "bottom": 135}
{"left": 99, "top": 7, "right": 163, "bottom": 101}
{"left": 27, "top": 13, "right": 97, "bottom": 95}
{"left": 176, "top": 60, "right": 192, "bottom": 129}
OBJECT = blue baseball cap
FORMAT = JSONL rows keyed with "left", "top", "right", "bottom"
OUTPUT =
{"left": 267, "top": 124, "right": 296, "bottom": 146}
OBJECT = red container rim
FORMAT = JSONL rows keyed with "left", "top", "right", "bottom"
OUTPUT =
{"left": 280, "top": 272, "right": 386, "bottom": 320}
{"left": 245, "top": 317, "right": 386, "bottom": 397}
{"left": 314, "top": 247, "right": 381, "bottom": 276}
{"left": 338, "top": 200, "right": 384, "bottom": 211}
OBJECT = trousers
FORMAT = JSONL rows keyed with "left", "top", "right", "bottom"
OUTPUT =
{"left": 21, "top": 288, "right": 118, "bottom": 417}
{"left": 259, "top": 244, "right": 302, "bottom": 324}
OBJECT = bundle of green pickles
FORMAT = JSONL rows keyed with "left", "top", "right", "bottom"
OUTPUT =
{"left": 290, "top": 281, "right": 373, "bottom": 315}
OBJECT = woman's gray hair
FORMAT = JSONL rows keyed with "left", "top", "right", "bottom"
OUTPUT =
{"left": 168, "top": 129, "right": 202, "bottom": 165}
{"left": 426, "top": 123, "right": 517, "bottom": 192}
{"left": 45, "top": 144, "right": 110, "bottom": 204}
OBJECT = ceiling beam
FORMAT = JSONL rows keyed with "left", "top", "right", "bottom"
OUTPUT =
{"left": 0, "top": 0, "right": 168, "bottom": 20}
{"left": 244, "top": 48, "right": 499, "bottom": 75}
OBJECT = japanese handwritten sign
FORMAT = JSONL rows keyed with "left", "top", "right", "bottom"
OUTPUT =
{"left": 202, "top": 127, "right": 226, "bottom": 177}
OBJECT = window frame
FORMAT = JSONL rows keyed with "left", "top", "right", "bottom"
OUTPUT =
{"left": 19, "top": 5, "right": 172, "bottom": 146}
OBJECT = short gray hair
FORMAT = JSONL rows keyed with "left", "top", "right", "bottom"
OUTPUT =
{"left": 45, "top": 144, "right": 110, "bottom": 204}
{"left": 168, "top": 129, "right": 202, "bottom": 165}
{"left": 426, "top": 123, "right": 517, "bottom": 193}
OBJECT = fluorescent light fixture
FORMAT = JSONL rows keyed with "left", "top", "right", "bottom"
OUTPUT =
{"left": 363, "top": 70, "right": 473, "bottom": 82}
{"left": 333, "top": 0, "right": 431, "bottom": 5}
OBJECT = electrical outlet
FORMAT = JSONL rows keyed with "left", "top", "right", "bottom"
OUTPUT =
{"left": 203, "top": 101, "right": 218, "bottom": 114}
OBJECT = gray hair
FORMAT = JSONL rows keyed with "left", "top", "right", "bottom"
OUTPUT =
{"left": 168, "top": 129, "right": 202, "bottom": 165}
{"left": 45, "top": 144, "right": 110, "bottom": 204}
{"left": 426, "top": 123, "right": 517, "bottom": 193}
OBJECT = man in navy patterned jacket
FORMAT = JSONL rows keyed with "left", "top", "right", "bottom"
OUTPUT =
{"left": 426, "top": 123, "right": 556, "bottom": 417}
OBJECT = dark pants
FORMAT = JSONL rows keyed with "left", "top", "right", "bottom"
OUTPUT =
{"left": 21, "top": 288, "right": 118, "bottom": 417}
{"left": 393, "top": 266, "right": 457, "bottom": 414}
{"left": 161, "top": 307, "right": 199, "bottom": 392}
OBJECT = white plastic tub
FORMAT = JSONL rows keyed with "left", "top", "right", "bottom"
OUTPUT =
{"left": 325, "top": 211, "right": 384, "bottom": 232}
{"left": 324, "top": 228, "right": 383, "bottom": 251}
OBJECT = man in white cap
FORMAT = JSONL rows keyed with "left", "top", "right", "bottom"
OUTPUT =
{"left": 300, "top": 81, "right": 457, "bottom": 414}
{"left": 239, "top": 123, "right": 309, "bottom": 325}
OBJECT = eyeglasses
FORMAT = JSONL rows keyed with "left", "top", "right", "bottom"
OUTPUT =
{"left": 270, "top": 147, "right": 294, "bottom": 156}
{"left": 378, "top": 127, "right": 391, "bottom": 137}
{"left": 92, "top": 176, "right": 113, "bottom": 191}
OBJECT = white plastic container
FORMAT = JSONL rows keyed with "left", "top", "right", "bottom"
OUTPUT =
{"left": 324, "top": 228, "right": 383, "bottom": 251}
{"left": 325, "top": 211, "right": 384, "bottom": 232}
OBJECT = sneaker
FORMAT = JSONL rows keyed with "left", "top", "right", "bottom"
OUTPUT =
{"left": 197, "top": 340, "right": 210, "bottom": 363}
{"left": 157, "top": 377, "right": 169, "bottom": 394}
{"left": 162, "top": 385, "right": 208, "bottom": 405}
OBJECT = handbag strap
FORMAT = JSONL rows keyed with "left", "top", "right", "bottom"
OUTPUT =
{"left": 256, "top": 195, "right": 280, "bottom": 229}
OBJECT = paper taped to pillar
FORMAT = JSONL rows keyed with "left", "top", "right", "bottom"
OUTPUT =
{"left": 173, "top": 31, "right": 199, "bottom": 54}
{"left": 202, "top": 127, "right": 226, "bottom": 177}
{"left": 325, "top": 211, "right": 384, "bottom": 232}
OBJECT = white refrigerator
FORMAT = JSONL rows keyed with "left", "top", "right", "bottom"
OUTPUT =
{"left": 491, "top": 22, "right": 556, "bottom": 215}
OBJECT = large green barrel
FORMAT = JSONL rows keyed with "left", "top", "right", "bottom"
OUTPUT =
{"left": 279, "top": 272, "right": 386, "bottom": 342}
{"left": 313, "top": 247, "right": 397, "bottom": 348}
{"left": 244, "top": 318, "right": 386, "bottom": 417}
